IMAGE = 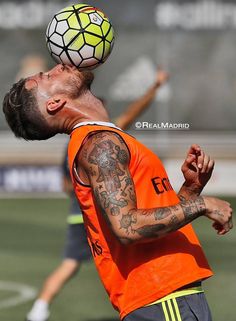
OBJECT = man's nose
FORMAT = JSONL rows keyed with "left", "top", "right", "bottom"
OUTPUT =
{"left": 51, "top": 64, "right": 64, "bottom": 74}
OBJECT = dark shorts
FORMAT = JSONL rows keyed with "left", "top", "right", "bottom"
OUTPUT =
{"left": 123, "top": 292, "right": 212, "bottom": 321}
{"left": 63, "top": 223, "right": 92, "bottom": 261}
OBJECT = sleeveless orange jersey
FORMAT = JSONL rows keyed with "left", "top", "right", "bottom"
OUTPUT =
{"left": 68, "top": 122, "right": 213, "bottom": 320}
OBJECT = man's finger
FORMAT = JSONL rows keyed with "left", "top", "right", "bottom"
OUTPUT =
{"left": 197, "top": 150, "right": 205, "bottom": 170}
{"left": 206, "top": 159, "right": 215, "bottom": 173}
{"left": 228, "top": 218, "right": 233, "bottom": 230}
{"left": 201, "top": 154, "right": 210, "bottom": 173}
{"left": 187, "top": 144, "right": 201, "bottom": 156}
{"left": 185, "top": 154, "right": 196, "bottom": 165}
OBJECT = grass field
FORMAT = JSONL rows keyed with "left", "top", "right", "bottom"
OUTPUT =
{"left": 0, "top": 197, "right": 235, "bottom": 321}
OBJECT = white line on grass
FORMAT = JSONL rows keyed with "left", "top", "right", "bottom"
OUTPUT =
{"left": 0, "top": 281, "right": 37, "bottom": 309}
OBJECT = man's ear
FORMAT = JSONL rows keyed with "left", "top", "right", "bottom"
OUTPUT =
{"left": 46, "top": 96, "right": 66, "bottom": 114}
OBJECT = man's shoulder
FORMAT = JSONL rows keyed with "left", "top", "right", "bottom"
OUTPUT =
{"left": 78, "top": 130, "right": 130, "bottom": 169}
{"left": 75, "top": 128, "right": 128, "bottom": 152}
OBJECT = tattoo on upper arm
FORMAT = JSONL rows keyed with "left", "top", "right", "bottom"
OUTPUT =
{"left": 89, "top": 166, "right": 97, "bottom": 177}
{"left": 100, "top": 190, "right": 128, "bottom": 214}
{"left": 89, "top": 139, "right": 125, "bottom": 192}
{"left": 85, "top": 133, "right": 136, "bottom": 222}
{"left": 116, "top": 145, "right": 129, "bottom": 164}
{"left": 120, "top": 176, "right": 132, "bottom": 196}
{"left": 93, "top": 187, "right": 111, "bottom": 226}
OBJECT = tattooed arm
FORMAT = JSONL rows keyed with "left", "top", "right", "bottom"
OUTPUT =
{"left": 78, "top": 132, "right": 233, "bottom": 244}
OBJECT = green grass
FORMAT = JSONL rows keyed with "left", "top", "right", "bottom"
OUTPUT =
{"left": 0, "top": 197, "right": 235, "bottom": 321}
{"left": 192, "top": 196, "right": 236, "bottom": 321}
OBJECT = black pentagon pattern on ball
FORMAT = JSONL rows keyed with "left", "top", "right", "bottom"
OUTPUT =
{"left": 46, "top": 4, "right": 114, "bottom": 69}
{"left": 68, "top": 5, "right": 104, "bottom": 68}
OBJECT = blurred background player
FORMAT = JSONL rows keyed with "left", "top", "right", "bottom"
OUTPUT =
{"left": 15, "top": 54, "right": 48, "bottom": 82}
{"left": 26, "top": 69, "right": 169, "bottom": 321}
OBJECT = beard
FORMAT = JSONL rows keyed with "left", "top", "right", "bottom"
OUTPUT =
{"left": 80, "top": 71, "right": 94, "bottom": 90}
{"left": 64, "top": 70, "right": 94, "bottom": 99}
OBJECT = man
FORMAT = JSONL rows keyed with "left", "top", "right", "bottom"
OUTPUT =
{"left": 3, "top": 64, "right": 233, "bottom": 321}
{"left": 27, "top": 69, "right": 169, "bottom": 321}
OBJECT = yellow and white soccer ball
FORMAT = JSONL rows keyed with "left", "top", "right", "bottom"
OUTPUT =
{"left": 46, "top": 3, "right": 115, "bottom": 70}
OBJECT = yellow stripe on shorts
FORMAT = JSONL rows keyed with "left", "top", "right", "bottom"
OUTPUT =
{"left": 173, "top": 298, "right": 182, "bottom": 321}
{"left": 162, "top": 301, "right": 170, "bottom": 321}
{"left": 146, "top": 286, "right": 203, "bottom": 320}
{"left": 167, "top": 299, "right": 176, "bottom": 320}
{"left": 146, "top": 286, "right": 203, "bottom": 306}
{"left": 162, "top": 298, "right": 182, "bottom": 321}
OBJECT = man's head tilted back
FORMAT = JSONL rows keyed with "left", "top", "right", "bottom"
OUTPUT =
{"left": 2, "top": 64, "right": 94, "bottom": 140}
{"left": 3, "top": 76, "right": 57, "bottom": 140}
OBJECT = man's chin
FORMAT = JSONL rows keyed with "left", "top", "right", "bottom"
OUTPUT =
{"left": 81, "top": 71, "right": 94, "bottom": 89}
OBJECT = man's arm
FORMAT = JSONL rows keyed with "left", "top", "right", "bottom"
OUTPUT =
{"left": 78, "top": 132, "right": 233, "bottom": 244}
{"left": 178, "top": 145, "right": 231, "bottom": 235}
{"left": 114, "top": 69, "right": 168, "bottom": 130}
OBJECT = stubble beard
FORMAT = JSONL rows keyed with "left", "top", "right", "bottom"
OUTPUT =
{"left": 81, "top": 71, "right": 94, "bottom": 90}
{"left": 62, "top": 70, "right": 93, "bottom": 100}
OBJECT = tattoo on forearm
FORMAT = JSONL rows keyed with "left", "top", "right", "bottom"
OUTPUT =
{"left": 136, "top": 224, "right": 166, "bottom": 237}
{"left": 180, "top": 196, "right": 206, "bottom": 221}
{"left": 137, "top": 209, "right": 180, "bottom": 237}
{"left": 117, "top": 206, "right": 181, "bottom": 239}
{"left": 154, "top": 207, "right": 172, "bottom": 220}
{"left": 118, "top": 198, "right": 205, "bottom": 240}
{"left": 119, "top": 211, "right": 137, "bottom": 234}
{"left": 212, "top": 209, "right": 224, "bottom": 218}
{"left": 179, "top": 195, "right": 186, "bottom": 202}
{"left": 169, "top": 215, "right": 179, "bottom": 226}
{"left": 179, "top": 183, "right": 203, "bottom": 200}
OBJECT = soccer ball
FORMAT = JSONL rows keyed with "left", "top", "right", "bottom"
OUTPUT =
{"left": 46, "top": 3, "right": 115, "bottom": 70}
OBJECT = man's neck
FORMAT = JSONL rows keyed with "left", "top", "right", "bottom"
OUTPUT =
{"left": 62, "top": 91, "right": 110, "bottom": 134}
{"left": 65, "top": 107, "right": 110, "bottom": 134}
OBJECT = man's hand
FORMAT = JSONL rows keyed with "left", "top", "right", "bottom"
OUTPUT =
{"left": 181, "top": 144, "right": 215, "bottom": 195}
{"left": 155, "top": 68, "right": 169, "bottom": 87}
{"left": 203, "top": 196, "right": 233, "bottom": 235}
{"left": 114, "top": 67, "right": 169, "bottom": 130}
